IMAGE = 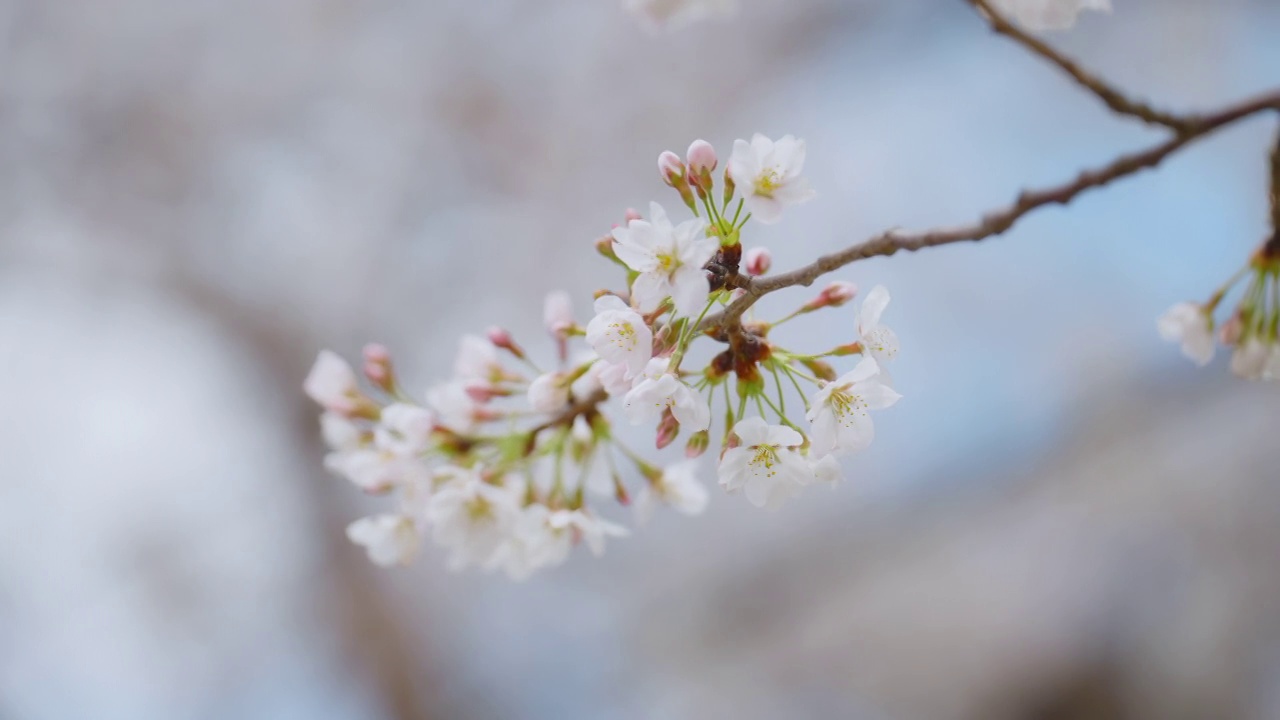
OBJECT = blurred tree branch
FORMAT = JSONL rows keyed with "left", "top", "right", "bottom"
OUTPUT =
{"left": 696, "top": 1, "right": 1280, "bottom": 338}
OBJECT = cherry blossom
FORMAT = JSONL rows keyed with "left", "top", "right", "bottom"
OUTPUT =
{"left": 718, "top": 417, "right": 813, "bottom": 509}
{"left": 304, "top": 350, "right": 361, "bottom": 414}
{"left": 585, "top": 295, "right": 654, "bottom": 377}
{"left": 987, "top": 0, "right": 1111, "bottom": 32}
{"left": 546, "top": 509, "right": 629, "bottom": 557}
{"left": 858, "top": 285, "right": 900, "bottom": 367}
{"left": 528, "top": 372, "right": 571, "bottom": 413}
{"left": 727, "top": 134, "right": 815, "bottom": 225}
{"left": 806, "top": 357, "right": 901, "bottom": 458}
{"left": 623, "top": 360, "right": 711, "bottom": 432}
{"left": 426, "top": 471, "right": 523, "bottom": 570}
{"left": 373, "top": 403, "right": 434, "bottom": 457}
{"left": 1230, "top": 339, "right": 1269, "bottom": 380}
{"left": 635, "top": 460, "right": 709, "bottom": 524}
{"left": 426, "top": 382, "right": 482, "bottom": 435}
{"left": 611, "top": 202, "right": 716, "bottom": 316}
{"left": 346, "top": 514, "right": 421, "bottom": 567}
{"left": 1157, "top": 302, "right": 1216, "bottom": 367}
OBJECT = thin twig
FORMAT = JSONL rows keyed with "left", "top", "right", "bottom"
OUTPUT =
{"left": 969, "top": 0, "right": 1191, "bottom": 132}
{"left": 700, "top": 90, "right": 1280, "bottom": 335}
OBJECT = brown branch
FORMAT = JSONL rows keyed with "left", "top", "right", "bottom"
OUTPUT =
{"left": 700, "top": 90, "right": 1280, "bottom": 335}
{"left": 969, "top": 0, "right": 1192, "bottom": 132}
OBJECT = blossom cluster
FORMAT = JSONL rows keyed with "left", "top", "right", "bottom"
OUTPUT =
{"left": 1159, "top": 248, "right": 1280, "bottom": 381}
{"left": 305, "top": 134, "right": 902, "bottom": 578}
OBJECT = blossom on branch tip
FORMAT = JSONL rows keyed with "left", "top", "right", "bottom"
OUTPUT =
{"left": 586, "top": 295, "right": 654, "bottom": 377}
{"left": 718, "top": 417, "right": 813, "bottom": 509}
{"left": 1157, "top": 302, "right": 1215, "bottom": 367}
{"left": 805, "top": 356, "right": 901, "bottom": 458}
{"left": 986, "top": 0, "right": 1111, "bottom": 32}
{"left": 727, "top": 134, "right": 815, "bottom": 225}
{"left": 611, "top": 202, "right": 716, "bottom": 316}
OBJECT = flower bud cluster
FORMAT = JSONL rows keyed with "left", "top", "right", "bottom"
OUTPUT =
{"left": 1159, "top": 249, "right": 1280, "bottom": 381}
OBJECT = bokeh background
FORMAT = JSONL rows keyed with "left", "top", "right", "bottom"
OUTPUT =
{"left": 3, "top": 0, "right": 1279, "bottom": 718}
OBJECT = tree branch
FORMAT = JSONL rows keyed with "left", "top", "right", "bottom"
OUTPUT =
{"left": 700, "top": 90, "right": 1280, "bottom": 335}
{"left": 969, "top": 0, "right": 1191, "bottom": 131}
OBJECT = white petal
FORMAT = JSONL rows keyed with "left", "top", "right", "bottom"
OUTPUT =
{"left": 630, "top": 271, "right": 671, "bottom": 314}
{"left": 669, "top": 264, "right": 711, "bottom": 318}
{"left": 730, "top": 416, "right": 771, "bottom": 446}
{"left": 859, "top": 285, "right": 891, "bottom": 333}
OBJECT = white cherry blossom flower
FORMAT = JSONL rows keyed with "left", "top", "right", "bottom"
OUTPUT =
{"left": 611, "top": 202, "right": 716, "bottom": 316}
{"left": 346, "top": 514, "right": 421, "bottom": 567}
{"left": 623, "top": 360, "right": 711, "bottom": 432}
{"left": 528, "top": 372, "right": 571, "bottom": 413}
{"left": 373, "top": 403, "right": 434, "bottom": 457}
{"left": 327, "top": 447, "right": 431, "bottom": 494}
{"left": 426, "top": 472, "right": 522, "bottom": 570}
{"left": 718, "top": 417, "right": 814, "bottom": 509}
{"left": 727, "top": 134, "right": 815, "bottom": 225}
{"left": 1230, "top": 338, "right": 1269, "bottom": 380}
{"left": 487, "top": 504, "right": 570, "bottom": 580}
{"left": 625, "top": 0, "right": 737, "bottom": 31}
{"left": 635, "top": 460, "right": 709, "bottom": 524}
{"left": 453, "top": 335, "right": 504, "bottom": 386}
{"left": 806, "top": 356, "right": 901, "bottom": 458}
{"left": 1157, "top": 302, "right": 1216, "bottom": 367}
{"left": 585, "top": 295, "right": 654, "bottom": 377}
{"left": 426, "top": 382, "right": 481, "bottom": 434}
{"left": 575, "top": 359, "right": 635, "bottom": 399}
{"left": 987, "top": 0, "right": 1111, "bottom": 32}
{"left": 858, "top": 285, "right": 900, "bottom": 367}
{"left": 304, "top": 350, "right": 361, "bottom": 413}
{"left": 546, "top": 509, "right": 629, "bottom": 557}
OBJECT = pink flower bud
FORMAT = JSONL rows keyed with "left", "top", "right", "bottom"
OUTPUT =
{"left": 1219, "top": 313, "right": 1243, "bottom": 346}
{"left": 624, "top": 207, "right": 643, "bottom": 223}
{"left": 686, "top": 139, "right": 717, "bottom": 174}
{"left": 658, "top": 151, "right": 686, "bottom": 185}
{"left": 486, "top": 326, "right": 526, "bottom": 359}
{"left": 801, "top": 280, "right": 858, "bottom": 313}
{"left": 362, "top": 343, "right": 390, "bottom": 364}
{"left": 744, "top": 247, "right": 772, "bottom": 276}
{"left": 821, "top": 281, "right": 858, "bottom": 306}
{"left": 361, "top": 344, "right": 395, "bottom": 392}
{"left": 685, "top": 430, "right": 710, "bottom": 458}
{"left": 655, "top": 410, "right": 680, "bottom": 450}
